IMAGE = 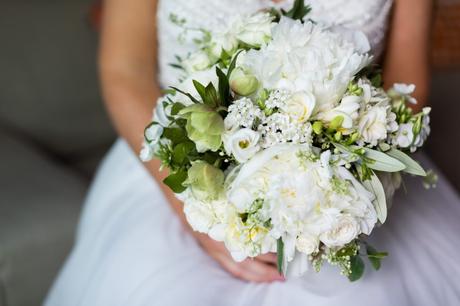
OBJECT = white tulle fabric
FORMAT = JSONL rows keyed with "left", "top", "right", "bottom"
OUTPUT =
{"left": 45, "top": 1, "right": 460, "bottom": 306}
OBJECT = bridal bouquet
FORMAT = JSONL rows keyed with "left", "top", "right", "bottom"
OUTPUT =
{"left": 141, "top": 0, "right": 433, "bottom": 281}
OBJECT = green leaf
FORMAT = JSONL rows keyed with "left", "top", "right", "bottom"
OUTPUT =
{"left": 216, "top": 67, "right": 230, "bottom": 107}
{"left": 170, "top": 86, "right": 200, "bottom": 104}
{"left": 362, "top": 172, "right": 388, "bottom": 223}
{"left": 170, "top": 102, "right": 185, "bottom": 116}
{"left": 366, "top": 245, "right": 388, "bottom": 270}
{"left": 163, "top": 170, "right": 188, "bottom": 193}
{"left": 387, "top": 149, "right": 427, "bottom": 176}
{"left": 281, "top": 0, "right": 312, "bottom": 21}
{"left": 172, "top": 141, "right": 196, "bottom": 165}
{"left": 361, "top": 148, "right": 406, "bottom": 172}
{"left": 163, "top": 127, "right": 188, "bottom": 145}
{"left": 276, "top": 238, "right": 284, "bottom": 275}
{"left": 348, "top": 255, "right": 365, "bottom": 282}
{"left": 227, "top": 50, "right": 243, "bottom": 79}
{"left": 204, "top": 82, "right": 220, "bottom": 108}
{"left": 192, "top": 80, "right": 207, "bottom": 102}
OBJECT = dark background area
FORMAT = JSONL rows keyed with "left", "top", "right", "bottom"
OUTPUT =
{"left": 0, "top": 0, "right": 459, "bottom": 305}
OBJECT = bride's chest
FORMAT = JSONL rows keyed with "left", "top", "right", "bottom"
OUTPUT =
{"left": 157, "top": 0, "right": 392, "bottom": 30}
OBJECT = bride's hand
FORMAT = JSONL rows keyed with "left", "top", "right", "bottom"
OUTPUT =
{"left": 194, "top": 233, "right": 285, "bottom": 283}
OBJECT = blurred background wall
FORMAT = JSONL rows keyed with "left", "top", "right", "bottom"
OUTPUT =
{"left": 0, "top": 0, "right": 459, "bottom": 305}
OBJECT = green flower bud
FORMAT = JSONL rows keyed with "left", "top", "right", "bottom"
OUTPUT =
{"left": 347, "top": 132, "right": 360, "bottom": 145}
{"left": 334, "top": 131, "right": 343, "bottom": 142}
{"left": 312, "top": 121, "right": 323, "bottom": 135}
{"left": 413, "top": 116, "right": 422, "bottom": 135}
{"left": 329, "top": 115, "right": 344, "bottom": 131}
{"left": 179, "top": 104, "right": 225, "bottom": 152}
{"left": 229, "top": 67, "right": 259, "bottom": 96}
{"left": 185, "top": 161, "right": 224, "bottom": 200}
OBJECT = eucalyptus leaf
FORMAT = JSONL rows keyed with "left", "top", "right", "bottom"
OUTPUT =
{"left": 361, "top": 148, "right": 406, "bottom": 172}
{"left": 387, "top": 149, "right": 427, "bottom": 176}
{"left": 362, "top": 172, "right": 387, "bottom": 223}
{"left": 348, "top": 255, "right": 365, "bottom": 282}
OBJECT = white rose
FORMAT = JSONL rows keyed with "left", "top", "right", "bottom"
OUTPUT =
{"left": 235, "top": 13, "right": 274, "bottom": 47}
{"left": 281, "top": 91, "right": 316, "bottom": 123}
{"left": 223, "top": 128, "right": 261, "bottom": 163}
{"left": 320, "top": 215, "right": 360, "bottom": 247}
{"left": 358, "top": 106, "right": 388, "bottom": 146}
{"left": 296, "top": 233, "right": 319, "bottom": 255}
{"left": 182, "top": 51, "right": 212, "bottom": 73}
{"left": 395, "top": 123, "right": 414, "bottom": 148}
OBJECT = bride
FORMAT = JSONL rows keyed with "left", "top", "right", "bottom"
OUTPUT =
{"left": 46, "top": 0, "right": 460, "bottom": 305}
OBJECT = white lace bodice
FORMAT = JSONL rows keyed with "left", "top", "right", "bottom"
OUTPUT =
{"left": 157, "top": 0, "right": 393, "bottom": 88}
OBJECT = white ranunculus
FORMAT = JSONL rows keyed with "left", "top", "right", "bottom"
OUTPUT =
{"left": 320, "top": 215, "right": 360, "bottom": 247}
{"left": 296, "top": 233, "right": 319, "bottom": 255}
{"left": 182, "top": 51, "right": 212, "bottom": 73}
{"left": 223, "top": 128, "right": 261, "bottom": 163}
{"left": 395, "top": 123, "right": 414, "bottom": 148}
{"left": 358, "top": 105, "right": 388, "bottom": 146}
{"left": 235, "top": 12, "right": 274, "bottom": 47}
{"left": 281, "top": 91, "right": 316, "bottom": 123}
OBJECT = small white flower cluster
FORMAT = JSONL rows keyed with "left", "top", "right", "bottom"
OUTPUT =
{"left": 223, "top": 90, "right": 313, "bottom": 162}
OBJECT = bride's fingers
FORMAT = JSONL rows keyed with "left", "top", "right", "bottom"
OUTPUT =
{"left": 255, "top": 253, "right": 277, "bottom": 265}
{"left": 224, "top": 258, "right": 284, "bottom": 283}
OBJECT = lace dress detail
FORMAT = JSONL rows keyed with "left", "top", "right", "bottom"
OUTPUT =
{"left": 157, "top": 0, "right": 393, "bottom": 88}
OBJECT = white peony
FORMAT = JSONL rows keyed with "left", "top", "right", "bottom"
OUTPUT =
{"left": 223, "top": 128, "right": 261, "bottom": 163}
{"left": 320, "top": 215, "right": 360, "bottom": 247}
{"left": 238, "top": 18, "right": 371, "bottom": 113}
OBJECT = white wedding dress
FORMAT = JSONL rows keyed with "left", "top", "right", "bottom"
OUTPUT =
{"left": 45, "top": 0, "right": 460, "bottom": 305}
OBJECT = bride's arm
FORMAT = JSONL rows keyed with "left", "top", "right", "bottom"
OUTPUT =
{"left": 383, "top": 0, "right": 434, "bottom": 110}
{"left": 99, "top": 0, "right": 282, "bottom": 283}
